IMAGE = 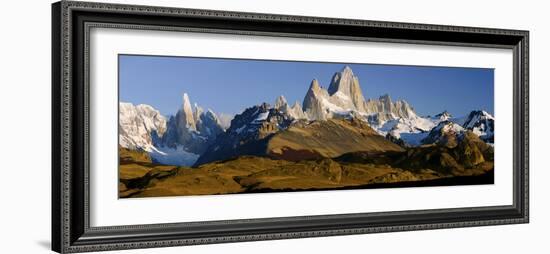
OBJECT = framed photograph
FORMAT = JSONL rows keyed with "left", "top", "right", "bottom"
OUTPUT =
{"left": 52, "top": 1, "right": 529, "bottom": 253}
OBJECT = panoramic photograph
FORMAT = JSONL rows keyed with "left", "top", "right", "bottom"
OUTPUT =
{"left": 118, "top": 55, "right": 495, "bottom": 198}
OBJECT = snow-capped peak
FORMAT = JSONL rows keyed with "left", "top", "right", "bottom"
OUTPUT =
{"left": 464, "top": 110, "right": 494, "bottom": 126}
{"left": 434, "top": 110, "right": 452, "bottom": 121}
{"left": 274, "top": 95, "right": 288, "bottom": 109}
{"left": 434, "top": 121, "right": 465, "bottom": 134}
{"left": 119, "top": 102, "right": 167, "bottom": 151}
{"left": 460, "top": 110, "right": 494, "bottom": 143}
{"left": 421, "top": 120, "right": 465, "bottom": 145}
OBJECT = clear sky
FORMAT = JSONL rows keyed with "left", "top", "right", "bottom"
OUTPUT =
{"left": 119, "top": 54, "right": 494, "bottom": 118}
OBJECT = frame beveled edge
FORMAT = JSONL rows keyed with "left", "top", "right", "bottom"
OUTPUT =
{"left": 52, "top": 1, "right": 529, "bottom": 253}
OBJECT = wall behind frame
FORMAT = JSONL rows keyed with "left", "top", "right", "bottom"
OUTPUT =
{"left": 0, "top": 0, "right": 546, "bottom": 253}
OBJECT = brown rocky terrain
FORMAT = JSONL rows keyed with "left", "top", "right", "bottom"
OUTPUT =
{"left": 118, "top": 128, "right": 493, "bottom": 198}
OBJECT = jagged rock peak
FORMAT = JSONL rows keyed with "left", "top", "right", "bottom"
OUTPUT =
{"left": 377, "top": 94, "right": 393, "bottom": 112}
{"left": 328, "top": 66, "right": 355, "bottom": 94}
{"left": 182, "top": 93, "right": 192, "bottom": 110}
{"left": 303, "top": 79, "right": 329, "bottom": 120}
{"left": 328, "top": 66, "right": 366, "bottom": 111}
{"left": 468, "top": 110, "right": 494, "bottom": 120}
{"left": 200, "top": 108, "right": 220, "bottom": 124}
{"left": 260, "top": 102, "right": 271, "bottom": 110}
{"left": 288, "top": 100, "right": 307, "bottom": 120}
{"left": 434, "top": 120, "right": 465, "bottom": 133}
{"left": 193, "top": 103, "right": 204, "bottom": 123}
{"left": 303, "top": 79, "right": 328, "bottom": 104}
{"left": 462, "top": 110, "right": 494, "bottom": 130}
{"left": 421, "top": 120, "right": 465, "bottom": 148}
{"left": 274, "top": 95, "right": 288, "bottom": 109}
{"left": 160, "top": 93, "right": 224, "bottom": 155}
{"left": 182, "top": 93, "right": 196, "bottom": 130}
{"left": 461, "top": 110, "right": 494, "bottom": 143}
{"left": 309, "top": 79, "right": 322, "bottom": 91}
{"left": 393, "top": 99, "right": 416, "bottom": 119}
{"left": 292, "top": 101, "right": 302, "bottom": 110}
{"left": 205, "top": 108, "right": 218, "bottom": 118}
{"left": 434, "top": 110, "right": 452, "bottom": 121}
{"left": 195, "top": 108, "right": 224, "bottom": 139}
{"left": 342, "top": 65, "right": 353, "bottom": 73}
{"left": 273, "top": 95, "right": 307, "bottom": 120}
{"left": 379, "top": 94, "right": 392, "bottom": 102}
{"left": 301, "top": 66, "right": 421, "bottom": 124}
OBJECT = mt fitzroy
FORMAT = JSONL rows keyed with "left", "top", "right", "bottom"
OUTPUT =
{"left": 119, "top": 66, "right": 495, "bottom": 166}
{"left": 301, "top": 66, "right": 443, "bottom": 144}
{"left": 300, "top": 66, "right": 493, "bottom": 146}
{"left": 303, "top": 66, "right": 418, "bottom": 124}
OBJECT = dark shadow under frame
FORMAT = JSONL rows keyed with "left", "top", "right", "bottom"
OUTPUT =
{"left": 52, "top": 1, "right": 529, "bottom": 253}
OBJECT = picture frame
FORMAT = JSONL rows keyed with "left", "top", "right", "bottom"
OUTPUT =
{"left": 51, "top": 1, "right": 529, "bottom": 253}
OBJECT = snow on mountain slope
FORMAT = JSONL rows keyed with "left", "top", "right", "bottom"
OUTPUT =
{"left": 380, "top": 110, "right": 458, "bottom": 146}
{"left": 460, "top": 110, "right": 495, "bottom": 142}
{"left": 217, "top": 113, "right": 234, "bottom": 130}
{"left": 149, "top": 145, "right": 200, "bottom": 166}
{"left": 119, "top": 102, "right": 167, "bottom": 151}
{"left": 381, "top": 117, "right": 438, "bottom": 146}
{"left": 433, "top": 110, "right": 452, "bottom": 122}
{"left": 274, "top": 95, "right": 307, "bottom": 120}
{"left": 228, "top": 103, "right": 294, "bottom": 138}
{"left": 383, "top": 109, "right": 496, "bottom": 146}
{"left": 421, "top": 121, "right": 466, "bottom": 146}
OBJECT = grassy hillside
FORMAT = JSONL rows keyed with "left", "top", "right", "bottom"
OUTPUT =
{"left": 267, "top": 118, "right": 404, "bottom": 160}
{"left": 119, "top": 146, "right": 493, "bottom": 198}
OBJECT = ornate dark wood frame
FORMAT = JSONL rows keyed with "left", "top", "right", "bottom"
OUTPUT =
{"left": 51, "top": 1, "right": 529, "bottom": 253}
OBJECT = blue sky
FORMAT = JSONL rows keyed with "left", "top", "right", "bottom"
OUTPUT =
{"left": 119, "top": 55, "right": 494, "bottom": 118}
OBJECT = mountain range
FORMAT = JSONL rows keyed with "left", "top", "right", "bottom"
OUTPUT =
{"left": 119, "top": 66, "right": 495, "bottom": 167}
